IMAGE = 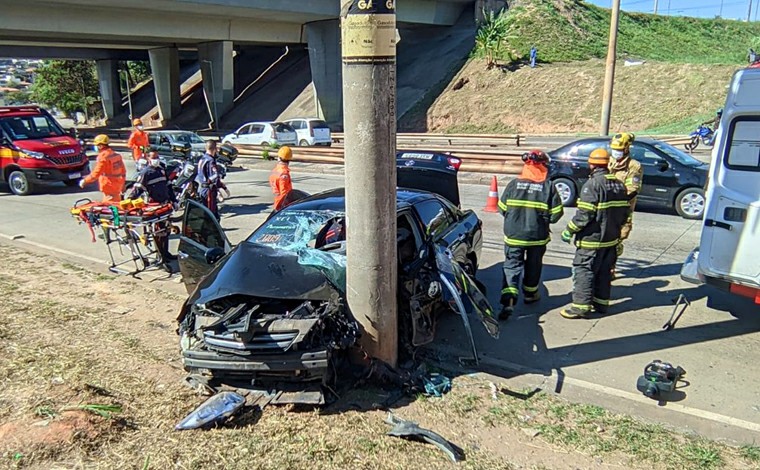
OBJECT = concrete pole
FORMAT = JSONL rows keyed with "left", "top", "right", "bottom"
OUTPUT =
{"left": 600, "top": 0, "right": 621, "bottom": 136}
{"left": 748, "top": 0, "right": 753, "bottom": 21}
{"left": 341, "top": 0, "right": 398, "bottom": 366}
{"left": 654, "top": 0, "right": 659, "bottom": 14}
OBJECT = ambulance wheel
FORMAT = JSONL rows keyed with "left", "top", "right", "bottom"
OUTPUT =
{"left": 9, "top": 170, "right": 34, "bottom": 196}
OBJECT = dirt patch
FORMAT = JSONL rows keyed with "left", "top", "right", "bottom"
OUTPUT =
{"left": 0, "top": 411, "right": 100, "bottom": 453}
{"left": 427, "top": 59, "right": 739, "bottom": 134}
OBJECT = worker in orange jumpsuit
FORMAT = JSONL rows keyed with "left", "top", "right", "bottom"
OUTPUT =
{"left": 269, "top": 146, "right": 293, "bottom": 211}
{"left": 127, "top": 118, "right": 149, "bottom": 163}
{"left": 79, "top": 134, "right": 126, "bottom": 202}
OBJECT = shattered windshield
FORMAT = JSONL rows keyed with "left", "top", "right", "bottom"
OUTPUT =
{"left": 247, "top": 210, "right": 347, "bottom": 289}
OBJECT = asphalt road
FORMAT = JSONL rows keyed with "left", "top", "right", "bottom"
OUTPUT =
{"left": 1, "top": 146, "right": 757, "bottom": 444}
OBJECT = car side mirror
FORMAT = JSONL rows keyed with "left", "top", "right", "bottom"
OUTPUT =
{"left": 204, "top": 247, "right": 225, "bottom": 265}
{"left": 657, "top": 159, "right": 670, "bottom": 172}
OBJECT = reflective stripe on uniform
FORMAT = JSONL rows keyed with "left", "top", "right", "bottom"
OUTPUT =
{"left": 567, "top": 220, "right": 581, "bottom": 232}
{"left": 502, "top": 287, "right": 519, "bottom": 295}
{"left": 504, "top": 235, "right": 550, "bottom": 247}
{"left": 604, "top": 174, "right": 617, "bottom": 180}
{"left": 550, "top": 204, "right": 563, "bottom": 215}
{"left": 498, "top": 200, "right": 508, "bottom": 211}
{"left": 505, "top": 199, "right": 549, "bottom": 210}
{"left": 593, "top": 297, "right": 610, "bottom": 306}
{"left": 572, "top": 303, "right": 592, "bottom": 311}
{"left": 523, "top": 284, "right": 539, "bottom": 293}
{"left": 597, "top": 200, "right": 630, "bottom": 209}
{"left": 146, "top": 176, "right": 167, "bottom": 185}
{"left": 577, "top": 201, "right": 596, "bottom": 211}
{"left": 575, "top": 238, "right": 620, "bottom": 249}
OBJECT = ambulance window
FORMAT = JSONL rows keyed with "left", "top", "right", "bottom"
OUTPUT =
{"left": 726, "top": 119, "right": 760, "bottom": 171}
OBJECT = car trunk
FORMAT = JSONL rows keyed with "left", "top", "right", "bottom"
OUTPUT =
{"left": 396, "top": 152, "right": 461, "bottom": 206}
{"left": 309, "top": 120, "right": 330, "bottom": 140}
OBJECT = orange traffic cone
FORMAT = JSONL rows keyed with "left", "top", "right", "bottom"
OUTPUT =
{"left": 484, "top": 175, "right": 500, "bottom": 212}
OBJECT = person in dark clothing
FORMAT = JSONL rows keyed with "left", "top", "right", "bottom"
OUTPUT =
{"left": 126, "top": 151, "right": 178, "bottom": 272}
{"left": 560, "top": 148, "right": 630, "bottom": 319}
{"left": 749, "top": 48, "right": 757, "bottom": 65}
{"left": 498, "top": 150, "right": 564, "bottom": 320}
{"left": 195, "top": 140, "right": 229, "bottom": 220}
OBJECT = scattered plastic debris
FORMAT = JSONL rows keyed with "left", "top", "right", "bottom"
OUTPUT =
{"left": 489, "top": 382, "right": 498, "bottom": 400}
{"left": 422, "top": 373, "right": 451, "bottom": 398}
{"left": 385, "top": 413, "right": 465, "bottom": 462}
{"left": 175, "top": 392, "right": 245, "bottom": 430}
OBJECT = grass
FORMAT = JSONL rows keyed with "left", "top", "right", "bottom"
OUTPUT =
{"left": 477, "top": 0, "right": 760, "bottom": 64}
{"left": 741, "top": 444, "right": 760, "bottom": 463}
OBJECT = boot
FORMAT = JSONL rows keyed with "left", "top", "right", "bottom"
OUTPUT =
{"left": 499, "top": 298, "right": 516, "bottom": 320}
{"left": 523, "top": 291, "right": 541, "bottom": 304}
{"left": 560, "top": 306, "right": 591, "bottom": 319}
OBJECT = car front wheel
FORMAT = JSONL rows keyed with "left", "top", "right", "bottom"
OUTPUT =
{"left": 553, "top": 177, "right": 577, "bottom": 207}
{"left": 8, "top": 170, "right": 33, "bottom": 196}
{"left": 675, "top": 187, "right": 705, "bottom": 219}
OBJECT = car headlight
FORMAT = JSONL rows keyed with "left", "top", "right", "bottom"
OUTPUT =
{"left": 21, "top": 150, "right": 46, "bottom": 159}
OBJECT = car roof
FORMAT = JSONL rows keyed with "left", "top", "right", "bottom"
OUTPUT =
{"left": 560, "top": 136, "right": 661, "bottom": 146}
{"left": 148, "top": 130, "right": 196, "bottom": 135}
{"left": 281, "top": 187, "right": 439, "bottom": 213}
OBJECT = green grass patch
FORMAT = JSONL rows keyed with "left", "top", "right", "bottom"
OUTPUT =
{"left": 741, "top": 444, "right": 760, "bottom": 463}
{"left": 476, "top": 0, "right": 760, "bottom": 64}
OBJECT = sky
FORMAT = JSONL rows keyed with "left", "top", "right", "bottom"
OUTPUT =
{"left": 587, "top": 0, "right": 759, "bottom": 21}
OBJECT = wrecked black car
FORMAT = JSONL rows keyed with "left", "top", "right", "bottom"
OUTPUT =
{"left": 175, "top": 152, "right": 498, "bottom": 404}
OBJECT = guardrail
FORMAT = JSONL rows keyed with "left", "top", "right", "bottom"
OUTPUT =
{"left": 331, "top": 132, "right": 523, "bottom": 147}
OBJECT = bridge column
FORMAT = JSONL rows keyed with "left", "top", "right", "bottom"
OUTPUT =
{"left": 148, "top": 47, "right": 181, "bottom": 124}
{"left": 95, "top": 60, "right": 122, "bottom": 123}
{"left": 305, "top": 20, "right": 343, "bottom": 129}
{"left": 198, "top": 41, "right": 234, "bottom": 128}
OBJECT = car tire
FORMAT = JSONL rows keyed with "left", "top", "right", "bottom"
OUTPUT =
{"left": 299, "top": 139, "right": 309, "bottom": 147}
{"left": 553, "top": 177, "right": 577, "bottom": 207}
{"left": 8, "top": 170, "right": 33, "bottom": 196}
{"left": 261, "top": 142, "right": 270, "bottom": 148}
{"left": 675, "top": 187, "right": 706, "bottom": 219}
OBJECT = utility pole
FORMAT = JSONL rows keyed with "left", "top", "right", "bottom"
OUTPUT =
{"left": 600, "top": 0, "right": 621, "bottom": 136}
{"left": 654, "top": 0, "right": 659, "bottom": 14}
{"left": 341, "top": 0, "right": 399, "bottom": 366}
{"left": 748, "top": 0, "right": 753, "bottom": 21}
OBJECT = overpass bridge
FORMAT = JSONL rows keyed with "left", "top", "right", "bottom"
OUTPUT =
{"left": 0, "top": 0, "right": 481, "bottom": 127}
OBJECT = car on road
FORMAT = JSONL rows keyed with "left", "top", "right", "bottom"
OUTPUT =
{"left": 175, "top": 151, "right": 497, "bottom": 404}
{"left": 548, "top": 137, "right": 709, "bottom": 219}
{"left": 0, "top": 105, "right": 89, "bottom": 196}
{"left": 283, "top": 118, "right": 332, "bottom": 147}
{"left": 221, "top": 121, "right": 297, "bottom": 147}
{"left": 147, "top": 130, "right": 206, "bottom": 160}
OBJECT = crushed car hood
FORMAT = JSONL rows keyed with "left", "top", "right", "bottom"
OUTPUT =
{"left": 179, "top": 242, "right": 342, "bottom": 321}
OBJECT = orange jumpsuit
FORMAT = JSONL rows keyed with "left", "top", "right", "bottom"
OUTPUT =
{"left": 269, "top": 162, "right": 292, "bottom": 211}
{"left": 127, "top": 129, "right": 149, "bottom": 162}
{"left": 83, "top": 147, "right": 126, "bottom": 202}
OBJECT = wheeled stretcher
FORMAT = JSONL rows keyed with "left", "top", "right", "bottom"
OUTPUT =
{"left": 70, "top": 198, "right": 175, "bottom": 275}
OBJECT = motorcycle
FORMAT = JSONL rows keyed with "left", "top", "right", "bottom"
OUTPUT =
{"left": 685, "top": 125, "right": 714, "bottom": 152}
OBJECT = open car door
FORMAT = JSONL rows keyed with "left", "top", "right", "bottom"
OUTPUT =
{"left": 178, "top": 200, "right": 232, "bottom": 293}
{"left": 434, "top": 245, "right": 499, "bottom": 364}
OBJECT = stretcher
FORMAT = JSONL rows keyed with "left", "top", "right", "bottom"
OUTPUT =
{"left": 70, "top": 198, "right": 175, "bottom": 275}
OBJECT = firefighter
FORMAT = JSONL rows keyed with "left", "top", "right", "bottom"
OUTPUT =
{"left": 269, "top": 146, "right": 293, "bottom": 211}
{"left": 127, "top": 118, "right": 149, "bottom": 163}
{"left": 560, "top": 148, "right": 630, "bottom": 319}
{"left": 608, "top": 132, "right": 642, "bottom": 274}
{"left": 497, "top": 150, "right": 564, "bottom": 320}
{"left": 195, "top": 140, "right": 229, "bottom": 220}
{"left": 126, "top": 151, "right": 178, "bottom": 272}
{"left": 79, "top": 134, "right": 126, "bottom": 203}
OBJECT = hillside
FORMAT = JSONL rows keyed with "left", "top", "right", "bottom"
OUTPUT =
{"left": 426, "top": 59, "right": 739, "bottom": 134}
{"left": 494, "top": 0, "right": 760, "bottom": 64}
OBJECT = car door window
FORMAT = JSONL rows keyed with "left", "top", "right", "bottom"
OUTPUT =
{"left": 631, "top": 144, "right": 666, "bottom": 167}
{"left": 183, "top": 202, "right": 225, "bottom": 250}
{"left": 237, "top": 125, "right": 251, "bottom": 135}
{"left": 571, "top": 142, "right": 607, "bottom": 160}
{"left": 251, "top": 125, "right": 265, "bottom": 135}
{"left": 148, "top": 134, "right": 159, "bottom": 145}
{"left": 397, "top": 212, "right": 423, "bottom": 265}
{"left": 414, "top": 200, "right": 453, "bottom": 239}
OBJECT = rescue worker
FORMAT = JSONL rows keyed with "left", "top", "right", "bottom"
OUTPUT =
{"left": 127, "top": 118, "right": 149, "bottom": 163}
{"left": 196, "top": 140, "right": 229, "bottom": 220}
{"left": 608, "top": 132, "right": 642, "bottom": 275}
{"left": 79, "top": 134, "right": 126, "bottom": 202}
{"left": 559, "top": 149, "right": 630, "bottom": 319}
{"left": 269, "top": 146, "right": 293, "bottom": 211}
{"left": 497, "top": 150, "right": 564, "bottom": 320}
{"left": 126, "top": 151, "right": 177, "bottom": 272}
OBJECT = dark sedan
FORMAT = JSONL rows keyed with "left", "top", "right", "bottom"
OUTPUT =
{"left": 548, "top": 137, "right": 709, "bottom": 219}
{"left": 174, "top": 152, "right": 498, "bottom": 404}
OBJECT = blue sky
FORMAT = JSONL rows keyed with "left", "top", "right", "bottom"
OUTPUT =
{"left": 587, "top": 0, "right": 759, "bottom": 21}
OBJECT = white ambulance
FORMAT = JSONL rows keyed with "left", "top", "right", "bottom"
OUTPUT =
{"left": 681, "top": 67, "right": 760, "bottom": 305}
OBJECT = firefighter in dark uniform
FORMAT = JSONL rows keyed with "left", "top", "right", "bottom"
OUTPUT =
{"left": 560, "top": 148, "right": 630, "bottom": 319}
{"left": 498, "top": 150, "right": 564, "bottom": 320}
{"left": 127, "top": 151, "right": 177, "bottom": 272}
{"left": 196, "top": 140, "right": 229, "bottom": 220}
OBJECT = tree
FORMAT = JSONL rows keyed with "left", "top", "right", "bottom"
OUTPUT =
{"left": 475, "top": 9, "right": 510, "bottom": 69}
{"left": 31, "top": 60, "right": 101, "bottom": 120}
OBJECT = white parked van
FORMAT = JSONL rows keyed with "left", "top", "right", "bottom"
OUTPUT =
{"left": 283, "top": 118, "right": 332, "bottom": 147}
{"left": 681, "top": 67, "right": 760, "bottom": 305}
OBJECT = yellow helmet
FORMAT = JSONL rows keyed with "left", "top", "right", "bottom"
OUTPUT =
{"left": 588, "top": 148, "right": 610, "bottom": 165}
{"left": 278, "top": 146, "right": 293, "bottom": 161}
{"left": 93, "top": 134, "right": 110, "bottom": 146}
{"left": 610, "top": 132, "right": 635, "bottom": 151}
{"left": 133, "top": 118, "right": 143, "bottom": 127}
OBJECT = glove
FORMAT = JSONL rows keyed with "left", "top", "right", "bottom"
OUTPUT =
{"left": 223, "top": 188, "right": 231, "bottom": 199}
{"left": 561, "top": 230, "right": 572, "bottom": 244}
{"left": 78, "top": 179, "right": 85, "bottom": 189}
